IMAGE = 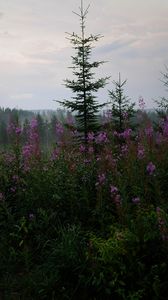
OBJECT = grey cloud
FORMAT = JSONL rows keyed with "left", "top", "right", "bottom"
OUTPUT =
{"left": 0, "top": 0, "right": 167, "bottom": 110}
{"left": 94, "top": 39, "right": 137, "bottom": 56}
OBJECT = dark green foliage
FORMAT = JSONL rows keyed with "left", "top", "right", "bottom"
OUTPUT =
{"left": 58, "top": 1, "right": 109, "bottom": 143}
{"left": 155, "top": 65, "right": 168, "bottom": 116}
{"left": 109, "top": 73, "right": 135, "bottom": 131}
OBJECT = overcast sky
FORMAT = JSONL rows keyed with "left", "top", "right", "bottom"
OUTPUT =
{"left": 0, "top": 0, "right": 168, "bottom": 110}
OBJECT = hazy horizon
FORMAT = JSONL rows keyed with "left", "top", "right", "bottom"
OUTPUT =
{"left": 0, "top": 0, "right": 168, "bottom": 110}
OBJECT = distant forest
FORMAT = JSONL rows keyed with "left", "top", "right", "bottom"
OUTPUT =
{"left": 0, "top": 106, "right": 159, "bottom": 150}
{"left": 0, "top": 107, "right": 68, "bottom": 149}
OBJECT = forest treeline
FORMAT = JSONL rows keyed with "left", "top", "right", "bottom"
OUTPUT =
{"left": 0, "top": 106, "right": 159, "bottom": 149}
{"left": 0, "top": 107, "right": 69, "bottom": 148}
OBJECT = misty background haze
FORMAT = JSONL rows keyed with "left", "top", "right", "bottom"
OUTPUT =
{"left": 0, "top": 0, "right": 168, "bottom": 110}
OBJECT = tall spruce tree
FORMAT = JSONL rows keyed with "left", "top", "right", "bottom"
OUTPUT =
{"left": 108, "top": 73, "right": 135, "bottom": 131}
{"left": 58, "top": 0, "right": 109, "bottom": 144}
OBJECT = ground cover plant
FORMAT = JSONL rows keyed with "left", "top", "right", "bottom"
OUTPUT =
{"left": 0, "top": 105, "right": 168, "bottom": 299}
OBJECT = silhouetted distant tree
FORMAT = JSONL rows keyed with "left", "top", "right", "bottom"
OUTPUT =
{"left": 155, "top": 65, "right": 168, "bottom": 116}
{"left": 108, "top": 73, "right": 135, "bottom": 131}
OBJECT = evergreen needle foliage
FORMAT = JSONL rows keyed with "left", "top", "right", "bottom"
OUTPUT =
{"left": 58, "top": 0, "right": 109, "bottom": 144}
{"left": 108, "top": 73, "right": 135, "bottom": 131}
{"left": 155, "top": 65, "right": 168, "bottom": 115}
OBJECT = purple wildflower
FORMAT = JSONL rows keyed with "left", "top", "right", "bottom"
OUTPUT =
{"left": 10, "top": 186, "right": 16, "bottom": 193}
{"left": 95, "top": 132, "right": 108, "bottom": 144}
{"left": 162, "top": 118, "right": 168, "bottom": 137}
{"left": 30, "top": 118, "right": 38, "bottom": 129}
{"left": 15, "top": 127, "right": 22, "bottom": 135}
{"left": 79, "top": 144, "right": 86, "bottom": 153}
{"left": 145, "top": 126, "right": 153, "bottom": 138}
{"left": 132, "top": 197, "right": 140, "bottom": 204}
{"left": 22, "top": 145, "right": 33, "bottom": 159}
{"left": 146, "top": 162, "right": 156, "bottom": 175}
{"left": 137, "top": 144, "right": 145, "bottom": 159}
{"left": 51, "top": 148, "right": 59, "bottom": 161}
{"left": 96, "top": 173, "right": 106, "bottom": 186}
{"left": 29, "top": 213, "right": 35, "bottom": 221}
{"left": 139, "top": 96, "right": 145, "bottom": 110}
{"left": 121, "top": 144, "right": 128, "bottom": 156}
{"left": 87, "top": 132, "right": 94, "bottom": 142}
{"left": 56, "top": 122, "right": 64, "bottom": 135}
{"left": 121, "top": 128, "right": 132, "bottom": 139}
{"left": 12, "top": 175, "right": 19, "bottom": 183}
{"left": 110, "top": 185, "right": 118, "bottom": 194}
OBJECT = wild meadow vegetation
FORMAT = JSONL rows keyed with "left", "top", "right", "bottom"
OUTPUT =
{"left": 1, "top": 1, "right": 168, "bottom": 299}
{"left": 1, "top": 105, "right": 168, "bottom": 300}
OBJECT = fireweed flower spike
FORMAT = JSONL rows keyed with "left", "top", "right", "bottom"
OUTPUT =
{"left": 146, "top": 162, "right": 156, "bottom": 175}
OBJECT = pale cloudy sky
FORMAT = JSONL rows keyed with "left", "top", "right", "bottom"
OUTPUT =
{"left": 0, "top": 0, "right": 168, "bottom": 110}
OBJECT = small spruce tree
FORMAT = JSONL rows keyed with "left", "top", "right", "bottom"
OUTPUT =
{"left": 58, "top": 0, "right": 109, "bottom": 144}
{"left": 108, "top": 73, "right": 135, "bottom": 131}
{"left": 155, "top": 65, "right": 168, "bottom": 116}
